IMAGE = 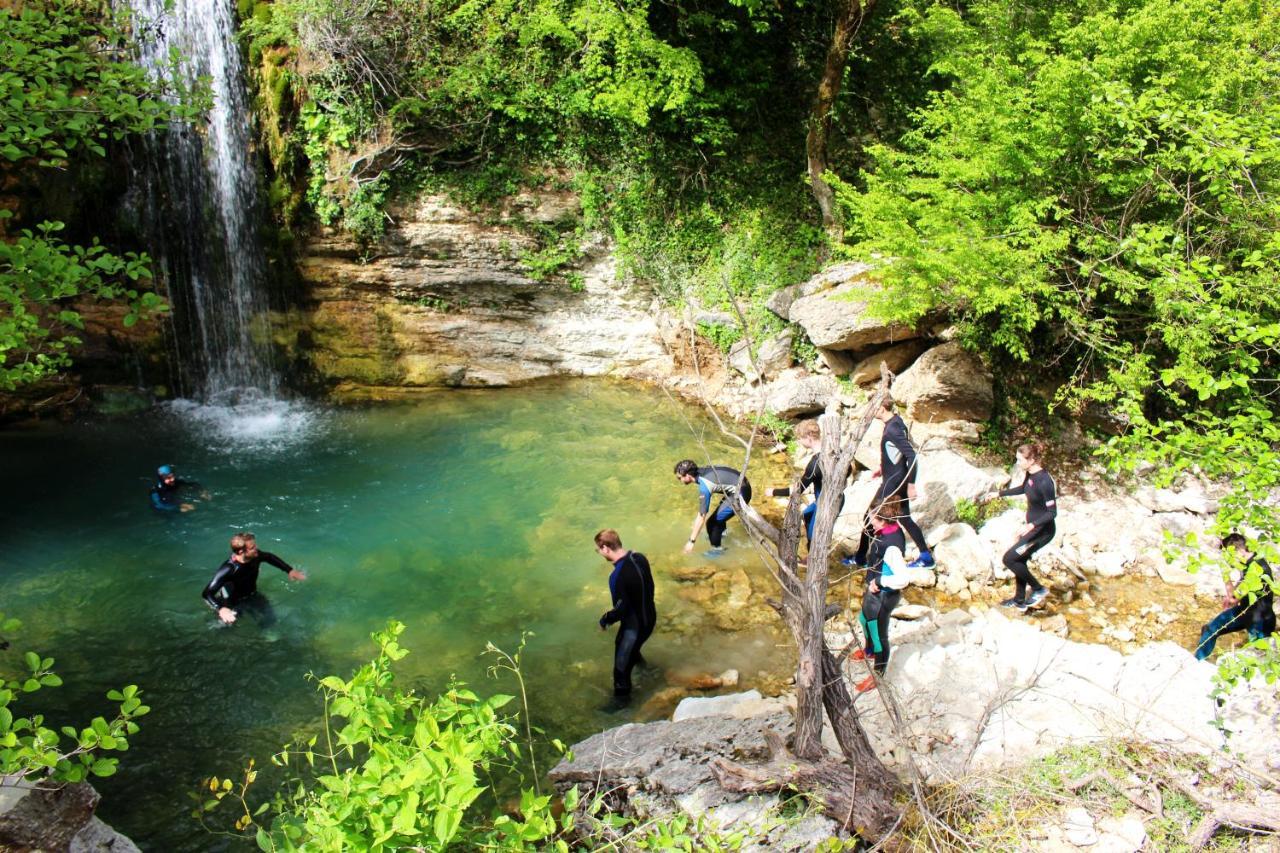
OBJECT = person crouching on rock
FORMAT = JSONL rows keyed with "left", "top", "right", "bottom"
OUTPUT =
{"left": 853, "top": 500, "right": 910, "bottom": 693}
{"left": 984, "top": 441, "right": 1057, "bottom": 611}
{"left": 1194, "top": 533, "right": 1276, "bottom": 660}
{"left": 595, "top": 528, "right": 657, "bottom": 712}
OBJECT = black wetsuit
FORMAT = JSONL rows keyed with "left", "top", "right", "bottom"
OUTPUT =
{"left": 1196, "top": 558, "right": 1276, "bottom": 659}
{"left": 600, "top": 551, "right": 657, "bottom": 697}
{"left": 772, "top": 455, "right": 849, "bottom": 544}
{"left": 1000, "top": 469, "right": 1058, "bottom": 601}
{"left": 202, "top": 551, "right": 295, "bottom": 626}
{"left": 695, "top": 465, "right": 753, "bottom": 548}
{"left": 150, "top": 476, "right": 200, "bottom": 512}
{"left": 855, "top": 415, "right": 927, "bottom": 562}
{"left": 860, "top": 527, "right": 907, "bottom": 674}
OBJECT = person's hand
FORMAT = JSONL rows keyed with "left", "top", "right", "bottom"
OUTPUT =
{"left": 868, "top": 579, "right": 880, "bottom": 593}
{"left": 1223, "top": 595, "right": 1239, "bottom": 608}
{"left": 180, "top": 503, "right": 195, "bottom": 513}
{"left": 907, "top": 483, "right": 918, "bottom": 500}
{"left": 683, "top": 541, "right": 695, "bottom": 554}
{"left": 980, "top": 491, "right": 997, "bottom": 503}
{"left": 218, "top": 607, "right": 237, "bottom": 624}
{"left": 871, "top": 468, "right": 881, "bottom": 479}
{"left": 288, "top": 569, "right": 307, "bottom": 581}
{"left": 764, "top": 488, "right": 775, "bottom": 497}
{"left": 200, "top": 490, "right": 211, "bottom": 500}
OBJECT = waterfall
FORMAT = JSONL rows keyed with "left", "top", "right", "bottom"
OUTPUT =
{"left": 124, "top": 0, "right": 278, "bottom": 399}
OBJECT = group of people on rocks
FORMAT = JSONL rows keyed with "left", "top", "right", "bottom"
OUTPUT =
{"left": 153, "top": 394, "right": 1273, "bottom": 711}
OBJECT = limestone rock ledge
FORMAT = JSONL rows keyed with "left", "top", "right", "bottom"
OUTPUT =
{"left": 285, "top": 193, "right": 673, "bottom": 395}
{"left": 0, "top": 783, "right": 139, "bottom": 852}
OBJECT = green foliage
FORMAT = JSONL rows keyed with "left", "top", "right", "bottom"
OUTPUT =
{"left": 0, "top": 1, "right": 195, "bottom": 389}
{"left": 199, "top": 621, "right": 572, "bottom": 850}
{"left": 696, "top": 321, "right": 742, "bottom": 354}
{"left": 834, "top": 0, "right": 1280, "bottom": 682}
{"left": 955, "top": 497, "right": 1010, "bottom": 529}
{"left": 0, "top": 613, "right": 150, "bottom": 787}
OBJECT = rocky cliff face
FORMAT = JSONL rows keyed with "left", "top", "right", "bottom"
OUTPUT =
{"left": 282, "top": 191, "right": 673, "bottom": 398}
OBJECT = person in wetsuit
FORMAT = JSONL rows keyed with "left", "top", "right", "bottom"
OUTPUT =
{"left": 852, "top": 400, "right": 932, "bottom": 568}
{"left": 202, "top": 532, "right": 307, "bottom": 626}
{"left": 675, "top": 460, "right": 753, "bottom": 554}
{"left": 595, "top": 528, "right": 657, "bottom": 710}
{"left": 1195, "top": 533, "right": 1276, "bottom": 660}
{"left": 150, "top": 464, "right": 205, "bottom": 512}
{"left": 763, "top": 419, "right": 849, "bottom": 546}
{"left": 985, "top": 442, "right": 1057, "bottom": 610}
{"left": 852, "top": 499, "right": 911, "bottom": 693}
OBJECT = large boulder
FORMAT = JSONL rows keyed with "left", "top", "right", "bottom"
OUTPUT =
{"left": 0, "top": 783, "right": 140, "bottom": 853}
{"left": 764, "top": 370, "right": 838, "bottom": 418}
{"left": 891, "top": 342, "right": 993, "bottom": 425}
{"left": 849, "top": 339, "right": 931, "bottom": 385}
{"left": 785, "top": 263, "right": 919, "bottom": 350}
{"left": 729, "top": 331, "right": 793, "bottom": 383}
{"left": 929, "top": 523, "right": 995, "bottom": 583}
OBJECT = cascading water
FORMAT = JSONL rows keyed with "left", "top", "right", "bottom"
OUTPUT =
{"left": 124, "top": 0, "right": 278, "bottom": 399}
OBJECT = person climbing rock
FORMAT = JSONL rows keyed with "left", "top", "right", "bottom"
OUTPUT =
{"left": 852, "top": 500, "right": 911, "bottom": 693}
{"left": 1194, "top": 533, "right": 1276, "bottom": 660}
{"left": 763, "top": 419, "right": 849, "bottom": 546}
{"left": 202, "top": 532, "right": 306, "bottom": 627}
{"left": 149, "top": 464, "right": 206, "bottom": 512}
{"left": 985, "top": 442, "right": 1056, "bottom": 611}
{"left": 852, "top": 399, "right": 931, "bottom": 569}
{"left": 595, "top": 529, "right": 657, "bottom": 711}
{"left": 675, "top": 460, "right": 752, "bottom": 555}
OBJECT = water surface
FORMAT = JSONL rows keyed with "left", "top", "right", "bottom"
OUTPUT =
{"left": 0, "top": 380, "right": 792, "bottom": 849}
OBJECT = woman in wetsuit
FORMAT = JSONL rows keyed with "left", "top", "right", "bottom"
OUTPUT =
{"left": 987, "top": 442, "right": 1057, "bottom": 611}
{"left": 763, "top": 419, "right": 849, "bottom": 546}
{"left": 852, "top": 499, "right": 910, "bottom": 693}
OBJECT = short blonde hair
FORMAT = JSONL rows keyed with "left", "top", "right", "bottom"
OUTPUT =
{"left": 230, "top": 532, "right": 256, "bottom": 553}
{"left": 594, "top": 529, "right": 622, "bottom": 550}
{"left": 794, "top": 419, "right": 821, "bottom": 441}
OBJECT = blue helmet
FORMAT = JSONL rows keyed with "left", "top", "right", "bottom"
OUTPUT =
{"left": 157, "top": 465, "right": 173, "bottom": 477}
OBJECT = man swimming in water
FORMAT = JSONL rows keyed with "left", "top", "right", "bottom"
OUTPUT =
{"left": 150, "top": 464, "right": 206, "bottom": 512}
{"left": 202, "top": 532, "right": 306, "bottom": 627}
{"left": 595, "top": 528, "right": 657, "bottom": 710}
{"left": 674, "top": 459, "right": 753, "bottom": 554}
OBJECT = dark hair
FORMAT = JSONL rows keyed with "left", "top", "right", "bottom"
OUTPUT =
{"left": 1222, "top": 533, "right": 1248, "bottom": 550}
{"left": 1017, "top": 442, "right": 1047, "bottom": 463}
{"left": 674, "top": 459, "right": 698, "bottom": 478}
{"left": 594, "top": 529, "right": 623, "bottom": 550}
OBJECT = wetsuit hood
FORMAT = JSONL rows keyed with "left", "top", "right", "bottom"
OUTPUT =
{"left": 157, "top": 464, "right": 173, "bottom": 477}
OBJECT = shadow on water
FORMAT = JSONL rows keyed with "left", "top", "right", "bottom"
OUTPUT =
{"left": 0, "top": 379, "right": 795, "bottom": 850}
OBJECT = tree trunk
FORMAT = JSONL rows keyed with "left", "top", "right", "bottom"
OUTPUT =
{"left": 806, "top": 0, "right": 877, "bottom": 248}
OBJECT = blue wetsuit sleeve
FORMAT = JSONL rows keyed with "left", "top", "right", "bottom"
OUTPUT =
{"left": 698, "top": 482, "right": 712, "bottom": 515}
{"left": 203, "top": 564, "right": 233, "bottom": 610}
{"left": 259, "top": 551, "right": 295, "bottom": 574}
{"left": 150, "top": 488, "right": 178, "bottom": 511}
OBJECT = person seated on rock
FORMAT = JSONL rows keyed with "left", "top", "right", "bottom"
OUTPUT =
{"left": 853, "top": 500, "right": 911, "bottom": 693}
{"left": 675, "top": 459, "right": 752, "bottom": 556}
{"left": 1194, "top": 533, "right": 1276, "bottom": 660}
{"left": 149, "top": 463, "right": 207, "bottom": 512}
{"left": 983, "top": 442, "right": 1056, "bottom": 611}
{"left": 762, "top": 419, "right": 849, "bottom": 547}
{"left": 202, "top": 532, "right": 306, "bottom": 628}
{"left": 851, "top": 399, "right": 932, "bottom": 569}
{"left": 595, "top": 529, "right": 657, "bottom": 712}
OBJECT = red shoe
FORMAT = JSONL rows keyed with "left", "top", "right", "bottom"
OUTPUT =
{"left": 855, "top": 674, "right": 878, "bottom": 693}
{"left": 850, "top": 649, "right": 870, "bottom": 662}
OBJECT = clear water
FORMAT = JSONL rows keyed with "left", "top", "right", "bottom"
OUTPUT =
{"left": 0, "top": 381, "right": 792, "bottom": 850}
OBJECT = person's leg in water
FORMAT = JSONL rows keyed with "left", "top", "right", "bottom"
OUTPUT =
{"left": 705, "top": 500, "right": 735, "bottom": 549}
{"left": 611, "top": 626, "right": 645, "bottom": 705}
{"left": 240, "top": 594, "right": 276, "bottom": 630}
{"left": 1195, "top": 603, "right": 1252, "bottom": 660}
{"left": 1001, "top": 525, "right": 1055, "bottom": 608}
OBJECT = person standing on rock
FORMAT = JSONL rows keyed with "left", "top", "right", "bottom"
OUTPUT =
{"left": 853, "top": 500, "right": 911, "bottom": 693}
{"left": 674, "top": 460, "right": 752, "bottom": 556}
{"left": 1194, "top": 533, "right": 1276, "bottom": 660}
{"left": 985, "top": 442, "right": 1056, "bottom": 611}
{"left": 762, "top": 419, "right": 848, "bottom": 546}
{"left": 852, "top": 399, "right": 931, "bottom": 568}
{"left": 595, "top": 529, "right": 657, "bottom": 711}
